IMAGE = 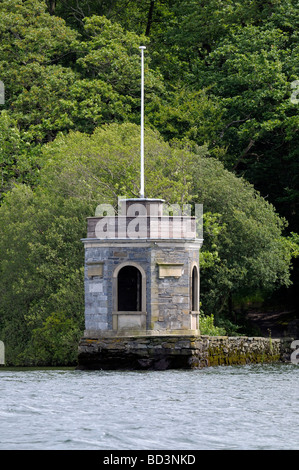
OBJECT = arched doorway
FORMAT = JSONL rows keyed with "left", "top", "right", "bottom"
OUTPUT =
{"left": 190, "top": 264, "right": 199, "bottom": 330}
{"left": 117, "top": 265, "right": 142, "bottom": 311}
{"left": 191, "top": 265, "right": 199, "bottom": 312}
{"left": 112, "top": 262, "right": 146, "bottom": 331}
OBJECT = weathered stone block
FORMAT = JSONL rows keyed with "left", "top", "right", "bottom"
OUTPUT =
{"left": 78, "top": 334, "right": 291, "bottom": 370}
{"left": 89, "top": 282, "right": 103, "bottom": 293}
{"left": 87, "top": 263, "right": 103, "bottom": 278}
{"left": 157, "top": 263, "right": 184, "bottom": 278}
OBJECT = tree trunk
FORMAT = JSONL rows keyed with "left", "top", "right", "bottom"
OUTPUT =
{"left": 47, "top": 0, "right": 56, "bottom": 15}
{"left": 145, "top": 1, "right": 155, "bottom": 36}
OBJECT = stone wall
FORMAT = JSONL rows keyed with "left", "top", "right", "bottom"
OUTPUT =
{"left": 82, "top": 239, "right": 201, "bottom": 334}
{"left": 77, "top": 334, "right": 294, "bottom": 370}
{"left": 150, "top": 243, "right": 199, "bottom": 331}
{"left": 200, "top": 335, "right": 282, "bottom": 367}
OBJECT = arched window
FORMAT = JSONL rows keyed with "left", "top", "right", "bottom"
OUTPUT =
{"left": 112, "top": 262, "right": 147, "bottom": 331}
{"left": 191, "top": 265, "right": 199, "bottom": 312}
{"left": 117, "top": 265, "right": 142, "bottom": 312}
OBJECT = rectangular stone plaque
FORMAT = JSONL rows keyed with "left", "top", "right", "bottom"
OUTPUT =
{"left": 157, "top": 263, "right": 184, "bottom": 278}
{"left": 87, "top": 262, "right": 103, "bottom": 278}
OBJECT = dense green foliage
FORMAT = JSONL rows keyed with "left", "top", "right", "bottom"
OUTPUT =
{"left": 0, "top": 0, "right": 298, "bottom": 365}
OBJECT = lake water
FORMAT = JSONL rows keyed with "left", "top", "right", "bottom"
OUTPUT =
{"left": 0, "top": 363, "right": 298, "bottom": 450}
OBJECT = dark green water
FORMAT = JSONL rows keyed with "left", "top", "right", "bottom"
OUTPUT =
{"left": 0, "top": 363, "right": 298, "bottom": 450}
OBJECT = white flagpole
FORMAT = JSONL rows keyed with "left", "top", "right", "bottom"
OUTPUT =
{"left": 139, "top": 46, "right": 146, "bottom": 198}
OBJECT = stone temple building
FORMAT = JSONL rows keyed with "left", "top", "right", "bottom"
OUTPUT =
{"left": 77, "top": 197, "right": 203, "bottom": 370}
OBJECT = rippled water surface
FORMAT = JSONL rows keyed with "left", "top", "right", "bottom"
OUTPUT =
{"left": 0, "top": 363, "right": 298, "bottom": 450}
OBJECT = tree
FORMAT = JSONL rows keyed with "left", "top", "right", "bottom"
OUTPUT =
{"left": 0, "top": 111, "right": 41, "bottom": 201}
{"left": 0, "top": 2, "right": 165, "bottom": 180}
{"left": 191, "top": 155, "right": 293, "bottom": 318}
{"left": 0, "top": 1, "right": 165, "bottom": 145}
{"left": 201, "top": 24, "right": 299, "bottom": 234}
{"left": 147, "top": 86, "right": 226, "bottom": 159}
{"left": 74, "top": 15, "right": 164, "bottom": 129}
{"left": 145, "top": 1, "right": 299, "bottom": 234}
{"left": 0, "top": 1, "right": 166, "bottom": 205}
{"left": 0, "top": 185, "right": 87, "bottom": 365}
{"left": 0, "top": 0, "right": 79, "bottom": 144}
{"left": 52, "top": 0, "right": 175, "bottom": 39}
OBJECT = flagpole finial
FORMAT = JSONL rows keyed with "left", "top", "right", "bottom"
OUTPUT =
{"left": 139, "top": 46, "right": 146, "bottom": 198}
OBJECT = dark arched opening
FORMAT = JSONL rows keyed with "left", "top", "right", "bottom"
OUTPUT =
{"left": 117, "top": 265, "right": 142, "bottom": 311}
{"left": 191, "top": 265, "right": 199, "bottom": 311}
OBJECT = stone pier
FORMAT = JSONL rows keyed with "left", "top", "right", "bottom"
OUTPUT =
{"left": 77, "top": 333, "right": 293, "bottom": 370}
{"left": 78, "top": 197, "right": 203, "bottom": 369}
